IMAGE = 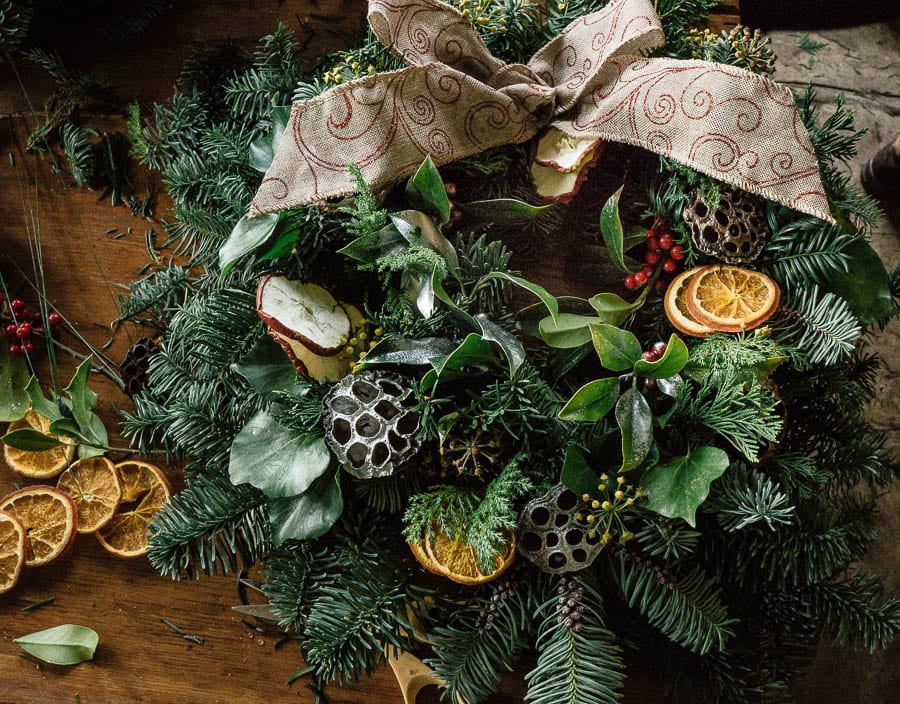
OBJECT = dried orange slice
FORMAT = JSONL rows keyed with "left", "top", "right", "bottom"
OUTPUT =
{"left": 56, "top": 456, "right": 123, "bottom": 533}
{"left": 685, "top": 265, "right": 780, "bottom": 333}
{"left": 3, "top": 410, "right": 75, "bottom": 479}
{"left": 0, "top": 509, "right": 27, "bottom": 595}
{"left": 409, "top": 528, "right": 516, "bottom": 586}
{"left": 664, "top": 267, "right": 715, "bottom": 337}
{"left": 0, "top": 486, "right": 77, "bottom": 567}
{"left": 96, "top": 460, "right": 171, "bottom": 558}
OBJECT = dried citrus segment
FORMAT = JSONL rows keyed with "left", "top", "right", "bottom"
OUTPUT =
{"left": 664, "top": 267, "right": 715, "bottom": 337}
{"left": 410, "top": 528, "right": 516, "bottom": 586}
{"left": 0, "top": 486, "right": 77, "bottom": 567}
{"left": 0, "top": 509, "right": 27, "bottom": 595}
{"left": 56, "top": 456, "right": 123, "bottom": 533}
{"left": 685, "top": 265, "right": 781, "bottom": 333}
{"left": 95, "top": 460, "right": 170, "bottom": 558}
{"left": 3, "top": 410, "right": 75, "bottom": 479}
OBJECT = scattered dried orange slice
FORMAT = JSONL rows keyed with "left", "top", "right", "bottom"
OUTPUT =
{"left": 0, "top": 486, "right": 77, "bottom": 567}
{"left": 3, "top": 410, "right": 75, "bottom": 479}
{"left": 96, "top": 460, "right": 171, "bottom": 558}
{"left": 685, "top": 265, "right": 780, "bottom": 333}
{"left": 409, "top": 528, "right": 516, "bottom": 586}
{"left": 664, "top": 267, "right": 716, "bottom": 337}
{"left": 0, "top": 509, "right": 27, "bottom": 595}
{"left": 56, "top": 456, "right": 123, "bottom": 534}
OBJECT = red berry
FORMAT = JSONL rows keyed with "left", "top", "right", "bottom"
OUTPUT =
{"left": 31, "top": 311, "right": 42, "bottom": 322}
{"left": 651, "top": 341, "right": 667, "bottom": 357}
{"left": 645, "top": 251, "right": 660, "bottom": 265}
{"left": 647, "top": 237, "right": 661, "bottom": 252}
{"left": 658, "top": 233, "right": 674, "bottom": 250}
{"left": 670, "top": 245, "right": 686, "bottom": 260}
{"left": 24, "top": 341, "right": 35, "bottom": 354}
{"left": 9, "top": 344, "right": 23, "bottom": 356}
{"left": 15, "top": 322, "right": 31, "bottom": 340}
{"left": 662, "top": 259, "right": 678, "bottom": 273}
{"left": 640, "top": 350, "right": 656, "bottom": 362}
{"left": 654, "top": 279, "right": 665, "bottom": 291}
{"left": 642, "top": 265, "right": 654, "bottom": 277}
{"left": 4, "top": 324, "right": 16, "bottom": 338}
{"left": 10, "top": 299, "right": 26, "bottom": 314}
{"left": 634, "top": 271, "right": 648, "bottom": 285}
{"left": 624, "top": 274, "right": 638, "bottom": 289}
{"left": 48, "top": 312, "right": 63, "bottom": 327}
{"left": 646, "top": 227, "right": 658, "bottom": 239}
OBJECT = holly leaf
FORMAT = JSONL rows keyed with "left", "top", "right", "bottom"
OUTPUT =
{"left": 615, "top": 385, "right": 653, "bottom": 471}
{"left": 232, "top": 335, "right": 300, "bottom": 400}
{"left": 25, "top": 377, "right": 62, "bottom": 421}
{"left": 267, "top": 469, "right": 343, "bottom": 546}
{"left": 826, "top": 239, "right": 897, "bottom": 325}
{"left": 559, "top": 378, "right": 620, "bottom": 422}
{"left": 560, "top": 444, "right": 602, "bottom": 497}
{"left": 599, "top": 185, "right": 632, "bottom": 273}
{"left": 633, "top": 334, "right": 689, "bottom": 379}
{"left": 0, "top": 428, "right": 63, "bottom": 451}
{"left": 356, "top": 336, "right": 457, "bottom": 369}
{"left": 219, "top": 212, "right": 279, "bottom": 275}
{"left": 0, "top": 344, "right": 30, "bottom": 422}
{"left": 14, "top": 625, "right": 98, "bottom": 666}
{"left": 248, "top": 105, "right": 291, "bottom": 172}
{"left": 63, "top": 358, "right": 106, "bottom": 452}
{"left": 406, "top": 156, "right": 452, "bottom": 224}
{"left": 641, "top": 446, "right": 730, "bottom": 526}
{"left": 590, "top": 323, "right": 641, "bottom": 372}
{"left": 229, "top": 411, "right": 331, "bottom": 499}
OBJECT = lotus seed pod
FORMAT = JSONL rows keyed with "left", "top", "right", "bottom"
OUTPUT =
{"left": 683, "top": 187, "right": 769, "bottom": 263}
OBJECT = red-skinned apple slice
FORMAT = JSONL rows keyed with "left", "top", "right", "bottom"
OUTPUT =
{"left": 531, "top": 143, "right": 605, "bottom": 204}
{"left": 533, "top": 127, "right": 605, "bottom": 173}
{"left": 257, "top": 275, "right": 351, "bottom": 356}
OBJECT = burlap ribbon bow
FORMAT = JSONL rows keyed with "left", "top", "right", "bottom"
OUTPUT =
{"left": 251, "top": 0, "right": 833, "bottom": 223}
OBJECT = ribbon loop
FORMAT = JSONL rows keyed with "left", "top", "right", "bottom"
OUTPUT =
{"left": 252, "top": 0, "right": 833, "bottom": 224}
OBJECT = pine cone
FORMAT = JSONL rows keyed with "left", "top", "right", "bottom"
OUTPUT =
{"left": 323, "top": 371, "right": 421, "bottom": 479}
{"left": 120, "top": 337, "right": 160, "bottom": 397}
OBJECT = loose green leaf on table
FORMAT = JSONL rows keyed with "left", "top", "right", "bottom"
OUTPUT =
{"left": 633, "top": 334, "right": 689, "bottom": 379}
{"left": 641, "top": 446, "right": 730, "bottom": 526}
{"left": 406, "top": 156, "right": 452, "bottom": 224}
{"left": 560, "top": 444, "right": 602, "bottom": 497}
{"left": 559, "top": 377, "right": 620, "bottom": 422}
{"left": 599, "top": 185, "right": 632, "bottom": 273}
{"left": 267, "top": 469, "right": 344, "bottom": 545}
{"left": 590, "top": 323, "right": 641, "bottom": 372}
{"left": 0, "top": 344, "right": 30, "bottom": 422}
{"left": 229, "top": 410, "right": 331, "bottom": 498}
{"left": 14, "top": 624, "right": 99, "bottom": 666}
{"left": 615, "top": 385, "right": 653, "bottom": 471}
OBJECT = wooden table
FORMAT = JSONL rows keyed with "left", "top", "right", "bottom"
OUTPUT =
{"left": 0, "top": 2, "right": 740, "bottom": 702}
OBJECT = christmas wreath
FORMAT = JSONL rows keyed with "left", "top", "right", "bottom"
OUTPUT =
{"left": 111, "top": 0, "right": 898, "bottom": 701}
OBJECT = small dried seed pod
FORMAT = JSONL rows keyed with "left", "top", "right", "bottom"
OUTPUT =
{"left": 682, "top": 188, "right": 769, "bottom": 263}
{"left": 323, "top": 371, "right": 421, "bottom": 479}
{"left": 517, "top": 484, "right": 603, "bottom": 574}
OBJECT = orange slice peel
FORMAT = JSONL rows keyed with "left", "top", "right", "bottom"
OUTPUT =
{"left": 96, "top": 460, "right": 171, "bottom": 558}
{"left": 0, "top": 509, "right": 27, "bottom": 595}
{"left": 409, "top": 528, "right": 516, "bottom": 586}
{"left": 56, "top": 456, "right": 123, "bottom": 534}
{"left": 663, "top": 266, "right": 716, "bottom": 337}
{"left": 685, "top": 264, "right": 780, "bottom": 333}
{"left": 0, "top": 486, "right": 77, "bottom": 567}
{"left": 3, "top": 410, "right": 75, "bottom": 479}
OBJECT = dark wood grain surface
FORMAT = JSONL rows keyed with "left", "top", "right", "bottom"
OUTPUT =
{"left": 0, "top": 2, "right": 740, "bottom": 702}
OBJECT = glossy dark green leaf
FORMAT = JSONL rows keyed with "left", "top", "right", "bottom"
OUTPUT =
{"left": 232, "top": 335, "right": 300, "bottom": 400}
{"left": 622, "top": 225, "right": 648, "bottom": 253}
{"left": 267, "top": 469, "right": 343, "bottom": 546}
{"left": 0, "top": 344, "right": 30, "bottom": 422}
{"left": 420, "top": 333, "right": 494, "bottom": 390}
{"left": 14, "top": 624, "right": 98, "bottom": 665}
{"left": 477, "top": 316, "right": 525, "bottom": 375}
{"left": 337, "top": 225, "right": 406, "bottom": 264}
{"left": 25, "top": 377, "right": 62, "bottom": 421}
{"left": 539, "top": 313, "right": 597, "bottom": 348}
{"left": 599, "top": 185, "right": 632, "bottom": 273}
{"left": 560, "top": 444, "right": 602, "bottom": 497}
{"left": 588, "top": 290, "right": 648, "bottom": 326}
{"left": 615, "top": 385, "right": 653, "bottom": 472}
{"left": 826, "top": 239, "right": 897, "bottom": 325}
{"left": 559, "top": 377, "right": 620, "bottom": 422}
{"left": 517, "top": 296, "right": 591, "bottom": 338}
{"left": 459, "top": 198, "right": 554, "bottom": 226}
{"left": 633, "top": 334, "right": 689, "bottom": 379}
{"left": 0, "top": 428, "right": 63, "bottom": 451}
{"left": 229, "top": 411, "right": 331, "bottom": 499}
{"left": 590, "top": 323, "right": 641, "bottom": 372}
{"left": 641, "top": 446, "right": 730, "bottom": 526}
{"left": 219, "top": 212, "right": 279, "bottom": 274}
{"left": 356, "top": 336, "right": 457, "bottom": 368}
{"left": 391, "top": 210, "right": 459, "bottom": 272}
{"left": 406, "top": 156, "right": 452, "bottom": 224}
{"left": 486, "top": 272, "right": 558, "bottom": 322}
{"left": 249, "top": 105, "right": 291, "bottom": 172}
{"left": 77, "top": 415, "right": 108, "bottom": 459}
{"left": 657, "top": 374, "right": 684, "bottom": 399}
{"left": 62, "top": 358, "right": 106, "bottom": 455}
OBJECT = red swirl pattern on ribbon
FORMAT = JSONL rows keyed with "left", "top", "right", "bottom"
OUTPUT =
{"left": 252, "top": 0, "right": 833, "bottom": 224}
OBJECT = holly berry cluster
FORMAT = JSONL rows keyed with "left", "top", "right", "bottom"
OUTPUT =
{"left": 623, "top": 219, "right": 686, "bottom": 290}
{"left": 1, "top": 294, "right": 62, "bottom": 357}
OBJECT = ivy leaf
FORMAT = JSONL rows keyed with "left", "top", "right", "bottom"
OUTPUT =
{"left": 539, "top": 313, "right": 597, "bottom": 348}
{"left": 356, "top": 336, "right": 457, "bottom": 369}
{"left": 459, "top": 198, "right": 554, "bottom": 227}
{"left": 229, "top": 411, "right": 331, "bottom": 499}
{"left": 559, "top": 378, "right": 620, "bottom": 422}
{"left": 599, "top": 185, "right": 632, "bottom": 273}
{"left": 826, "top": 239, "right": 897, "bottom": 325}
{"left": 590, "top": 323, "right": 641, "bottom": 372}
{"left": 0, "top": 344, "right": 30, "bottom": 422}
{"left": 560, "top": 444, "right": 602, "bottom": 497}
{"left": 633, "top": 334, "right": 689, "bottom": 379}
{"left": 406, "top": 156, "right": 451, "bottom": 224}
{"left": 0, "top": 428, "right": 63, "bottom": 451}
{"left": 248, "top": 105, "right": 291, "bottom": 172}
{"left": 14, "top": 625, "right": 99, "bottom": 666}
{"left": 641, "top": 446, "right": 730, "bottom": 526}
{"left": 218, "top": 212, "right": 279, "bottom": 275}
{"left": 589, "top": 290, "right": 649, "bottom": 327}
{"left": 615, "top": 386, "right": 653, "bottom": 472}
{"left": 232, "top": 335, "right": 300, "bottom": 400}
{"left": 267, "top": 469, "right": 343, "bottom": 546}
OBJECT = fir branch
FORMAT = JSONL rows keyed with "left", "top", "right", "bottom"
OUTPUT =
{"left": 636, "top": 517, "right": 700, "bottom": 561}
{"left": 59, "top": 122, "right": 95, "bottom": 185}
{"left": 262, "top": 543, "right": 331, "bottom": 630}
{"left": 115, "top": 262, "right": 194, "bottom": 330}
{"left": 812, "top": 574, "right": 900, "bottom": 653}
{"left": 351, "top": 470, "right": 427, "bottom": 515}
{"left": 769, "top": 453, "right": 830, "bottom": 499}
{"left": 147, "top": 473, "right": 270, "bottom": 580}
{"left": 610, "top": 553, "right": 736, "bottom": 654}
{"left": 101, "top": 0, "right": 168, "bottom": 45}
{"left": 760, "top": 218, "right": 857, "bottom": 289}
{"left": 272, "top": 384, "right": 329, "bottom": 434}
{"left": 525, "top": 575, "right": 625, "bottom": 704}
{"left": 456, "top": 232, "right": 516, "bottom": 319}
{"left": 0, "top": 0, "right": 32, "bottom": 53}
{"left": 704, "top": 465, "right": 795, "bottom": 531}
{"left": 774, "top": 286, "right": 862, "bottom": 366}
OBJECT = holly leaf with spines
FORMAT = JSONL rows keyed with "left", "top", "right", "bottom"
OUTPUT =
{"left": 641, "top": 446, "right": 730, "bottom": 526}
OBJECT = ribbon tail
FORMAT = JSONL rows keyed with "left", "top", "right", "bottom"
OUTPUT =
{"left": 554, "top": 57, "right": 835, "bottom": 223}
{"left": 251, "top": 65, "right": 543, "bottom": 217}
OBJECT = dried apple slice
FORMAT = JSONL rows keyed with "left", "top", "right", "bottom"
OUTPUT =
{"left": 256, "top": 275, "right": 351, "bottom": 356}
{"left": 531, "top": 130, "right": 605, "bottom": 204}
{"left": 533, "top": 127, "right": 604, "bottom": 172}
